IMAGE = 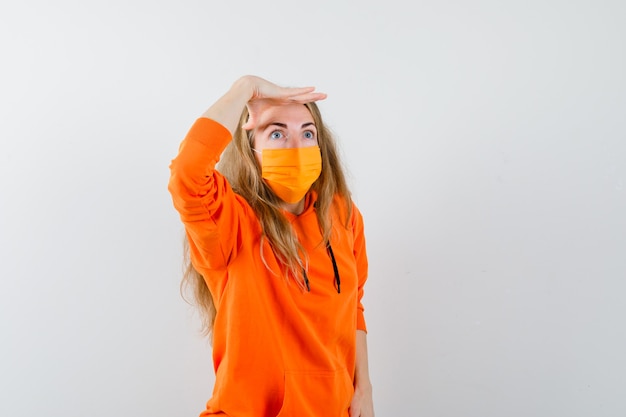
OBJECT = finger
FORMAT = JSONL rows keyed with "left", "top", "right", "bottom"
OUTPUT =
{"left": 254, "top": 85, "right": 315, "bottom": 101}
{"left": 242, "top": 90, "right": 327, "bottom": 130}
{"left": 277, "top": 86, "right": 316, "bottom": 98}
{"left": 285, "top": 92, "right": 328, "bottom": 103}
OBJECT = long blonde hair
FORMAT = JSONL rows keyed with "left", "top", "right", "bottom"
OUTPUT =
{"left": 181, "top": 102, "right": 352, "bottom": 336}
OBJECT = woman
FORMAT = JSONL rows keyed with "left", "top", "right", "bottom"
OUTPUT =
{"left": 168, "top": 75, "right": 374, "bottom": 417}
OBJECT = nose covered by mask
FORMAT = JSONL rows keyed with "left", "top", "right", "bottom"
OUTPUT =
{"left": 255, "top": 146, "right": 322, "bottom": 204}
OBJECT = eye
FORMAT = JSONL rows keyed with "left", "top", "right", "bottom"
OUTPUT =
{"left": 303, "top": 130, "right": 316, "bottom": 140}
{"left": 270, "top": 130, "right": 285, "bottom": 140}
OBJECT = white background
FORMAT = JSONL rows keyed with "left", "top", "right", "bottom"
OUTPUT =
{"left": 1, "top": 1, "right": 625, "bottom": 416}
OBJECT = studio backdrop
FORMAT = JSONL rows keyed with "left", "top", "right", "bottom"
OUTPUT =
{"left": 1, "top": 1, "right": 625, "bottom": 416}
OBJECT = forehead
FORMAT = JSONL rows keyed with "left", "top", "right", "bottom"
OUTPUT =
{"left": 256, "top": 103, "right": 314, "bottom": 127}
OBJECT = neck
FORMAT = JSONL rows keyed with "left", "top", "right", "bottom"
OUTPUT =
{"left": 281, "top": 198, "right": 306, "bottom": 215}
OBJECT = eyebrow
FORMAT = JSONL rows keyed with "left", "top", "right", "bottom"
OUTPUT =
{"left": 260, "top": 122, "right": 317, "bottom": 131}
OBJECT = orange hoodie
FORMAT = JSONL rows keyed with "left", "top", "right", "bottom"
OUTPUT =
{"left": 168, "top": 118, "right": 368, "bottom": 417}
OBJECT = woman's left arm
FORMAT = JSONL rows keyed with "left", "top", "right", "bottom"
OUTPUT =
{"left": 350, "top": 329, "right": 375, "bottom": 417}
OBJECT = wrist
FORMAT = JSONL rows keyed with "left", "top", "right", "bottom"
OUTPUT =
{"left": 354, "top": 377, "right": 373, "bottom": 392}
{"left": 200, "top": 77, "right": 254, "bottom": 134}
{"left": 231, "top": 76, "right": 256, "bottom": 101}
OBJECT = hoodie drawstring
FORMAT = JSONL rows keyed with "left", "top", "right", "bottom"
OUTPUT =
{"left": 300, "top": 241, "right": 341, "bottom": 294}
{"left": 304, "top": 201, "right": 341, "bottom": 294}
{"left": 326, "top": 242, "right": 341, "bottom": 294}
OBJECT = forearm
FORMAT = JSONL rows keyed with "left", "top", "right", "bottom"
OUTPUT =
{"left": 201, "top": 77, "right": 254, "bottom": 135}
{"left": 354, "top": 330, "right": 372, "bottom": 390}
{"left": 350, "top": 329, "right": 374, "bottom": 416}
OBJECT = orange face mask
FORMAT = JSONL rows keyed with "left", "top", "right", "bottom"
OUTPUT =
{"left": 257, "top": 146, "right": 322, "bottom": 204}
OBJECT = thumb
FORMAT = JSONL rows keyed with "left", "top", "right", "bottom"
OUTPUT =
{"left": 240, "top": 98, "right": 273, "bottom": 130}
{"left": 241, "top": 112, "right": 255, "bottom": 130}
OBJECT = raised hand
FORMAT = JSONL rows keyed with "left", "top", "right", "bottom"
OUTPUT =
{"left": 201, "top": 75, "right": 326, "bottom": 135}
{"left": 241, "top": 76, "right": 327, "bottom": 130}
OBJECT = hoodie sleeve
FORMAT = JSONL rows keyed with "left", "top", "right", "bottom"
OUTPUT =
{"left": 168, "top": 118, "right": 250, "bottom": 274}
{"left": 352, "top": 204, "right": 369, "bottom": 332}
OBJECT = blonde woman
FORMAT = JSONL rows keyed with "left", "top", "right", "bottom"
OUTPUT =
{"left": 168, "top": 75, "right": 373, "bottom": 417}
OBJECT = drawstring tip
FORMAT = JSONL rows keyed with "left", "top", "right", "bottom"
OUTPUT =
{"left": 302, "top": 269, "right": 311, "bottom": 292}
